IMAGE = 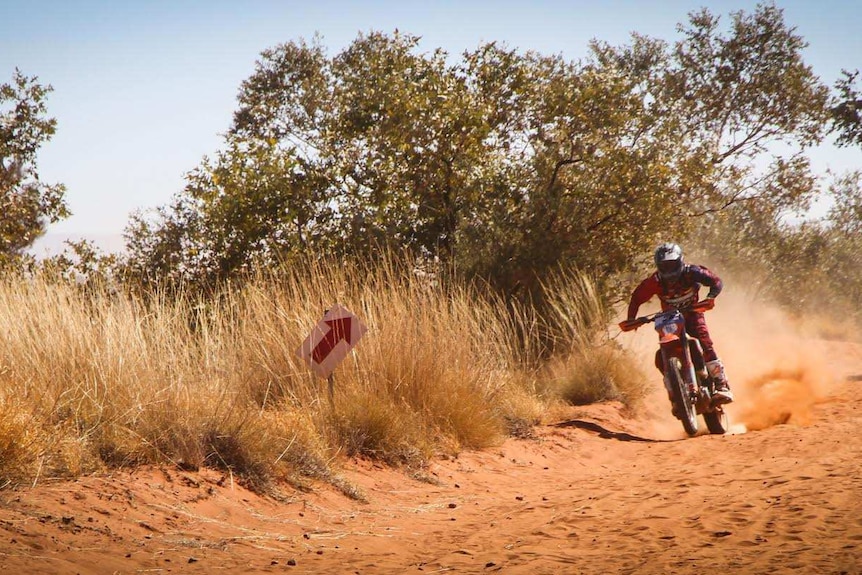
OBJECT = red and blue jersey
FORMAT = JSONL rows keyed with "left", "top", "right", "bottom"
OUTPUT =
{"left": 627, "top": 264, "right": 723, "bottom": 320}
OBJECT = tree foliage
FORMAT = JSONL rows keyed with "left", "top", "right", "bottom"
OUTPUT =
{"left": 124, "top": 4, "right": 831, "bottom": 297}
{"left": 0, "top": 70, "right": 68, "bottom": 266}
{"left": 831, "top": 69, "right": 862, "bottom": 148}
{"left": 688, "top": 169, "right": 862, "bottom": 325}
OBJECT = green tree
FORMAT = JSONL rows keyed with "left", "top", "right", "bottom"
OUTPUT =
{"left": 831, "top": 69, "right": 862, "bottom": 148}
{"left": 457, "top": 39, "right": 686, "bottom": 293}
{"left": 462, "top": 2, "right": 828, "bottom": 293}
{"left": 229, "top": 32, "right": 492, "bottom": 261}
{"left": 0, "top": 70, "right": 68, "bottom": 266}
{"left": 124, "top": 4, "right": 831, "bottom": 297}
{"left": 123, "top": 137, "right": 333, "bottom": 290}
{"left": 688, "top": 170, "right": 862, "bottom": 325}
{"left": 608, "top": 3, "right": 828, "bottom": 217}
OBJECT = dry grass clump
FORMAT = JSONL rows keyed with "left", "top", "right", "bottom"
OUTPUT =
{"left": 0, "top": 257, "right": 639, "bottom": 491}
{"left": 0, "top": 274, "right": 330, "bottom": 490}
{"left": 327, "top": 390, "right": 432, "bottom": 465}
{"left": 0, "top": 396, "right": 43, "bottom": 486}
{"left": 537, "top": 268, "right": 650, "bottom": 409}
{"left": 542, "top": 345, "right": 650, "bottom": 408}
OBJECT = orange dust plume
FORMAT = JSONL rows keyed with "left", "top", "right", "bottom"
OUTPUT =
{"left": 735, "top": 367, "right": 821, "bottom": 430}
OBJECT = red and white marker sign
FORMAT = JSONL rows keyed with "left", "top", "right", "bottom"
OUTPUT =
{"left": 296, "top": 304, "right": 367, "bottom": 379}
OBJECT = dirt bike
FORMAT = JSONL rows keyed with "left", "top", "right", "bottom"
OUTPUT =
{"left": 619, "top": 300, "right": 729, "bottom": 436}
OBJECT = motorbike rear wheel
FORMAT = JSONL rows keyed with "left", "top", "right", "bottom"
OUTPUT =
{"left": 704, "top": 408, "right": 729, "bottom": 435}
{"left": 669, "top": 358, "right": 698, "bottom": 436}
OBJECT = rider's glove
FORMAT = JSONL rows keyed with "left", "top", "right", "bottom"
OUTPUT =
{"left": 700, "top": 298, "right": 716, "bottom": 310}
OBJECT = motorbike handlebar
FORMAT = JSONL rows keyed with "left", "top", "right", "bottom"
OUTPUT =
{"left": 618, "top": 317, "right": 649, "bottom": 332}
{"left": 618, "top": 298, "right": 715, "bottom": 332}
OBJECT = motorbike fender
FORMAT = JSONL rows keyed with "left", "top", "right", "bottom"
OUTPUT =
{"left": 655, "top": 318, "right": 684, "bottom": 344}
{"left": 659, "top": 332, "right": 680, "bottom": 344}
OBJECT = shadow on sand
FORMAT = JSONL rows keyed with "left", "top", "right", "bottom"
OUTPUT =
{"left": 553, "top": 419, "right": 672, "bottom": 443}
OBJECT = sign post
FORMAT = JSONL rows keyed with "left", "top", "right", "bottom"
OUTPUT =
{"left": 296, "top": 304, "right": 367, "bottom": 384}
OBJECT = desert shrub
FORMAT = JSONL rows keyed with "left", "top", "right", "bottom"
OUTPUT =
{"left": 542, "top": 345, "right": 650, "bottom": 409}
{"left": 0, "top": 396, "right": 42, "bottom": 487}
{"left": 0, "top": 254, "right": 631, "bottom": 491}
{"left": 687, "top": 173, "right": 862, "bottom": 335}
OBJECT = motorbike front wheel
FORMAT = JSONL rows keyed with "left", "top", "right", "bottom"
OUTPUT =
{"left": 669, "top": 358, "right": 699, "bottom": 436}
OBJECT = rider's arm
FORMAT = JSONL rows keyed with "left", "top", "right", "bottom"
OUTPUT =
{"left": 627, "top": 275, "right": 660, "bottom": 319}
{"left": 691, "top": 265, "right": 723, "bottom": 298}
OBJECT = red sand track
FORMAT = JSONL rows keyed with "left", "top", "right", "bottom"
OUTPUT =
{"left": 2, "top": 328, "right": 860, "bottom": 574}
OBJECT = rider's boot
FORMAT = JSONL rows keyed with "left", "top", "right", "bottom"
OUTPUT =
{"left": 707, "top": 359, "right": 734, "bottom": 404}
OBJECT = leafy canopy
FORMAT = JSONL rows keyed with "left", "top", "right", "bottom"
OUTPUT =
{"left": 831, "top": 69, "right": 862, "bottom": 148}
{"left": 1, "top": 70, "right": 68, "bottom": 266}
{"left": 124, "top": 3, "right": 830, "bottom": 297}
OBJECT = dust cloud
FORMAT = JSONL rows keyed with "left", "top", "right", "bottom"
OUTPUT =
{"left": 617, "top": 285, "right": 848, "bottom": 436}
{"left": 707, "top": 288, "right": 846, "bottom": 432}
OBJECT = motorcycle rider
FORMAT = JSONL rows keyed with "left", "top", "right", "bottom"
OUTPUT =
{"left": 626, "top": 243, "right": 734, "bottom": 404}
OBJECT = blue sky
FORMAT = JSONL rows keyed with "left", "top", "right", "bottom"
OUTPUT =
{"left": 2, "top": 0, "right": 860, "bottom": 254}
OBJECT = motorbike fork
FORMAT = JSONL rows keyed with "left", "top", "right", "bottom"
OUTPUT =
{"left": 676, "top": 332, "right": 699, "bottom": 396}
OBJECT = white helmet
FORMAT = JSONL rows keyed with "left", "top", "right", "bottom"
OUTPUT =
{"left": 654, "top": 242, "right": 684, "bottom": 282}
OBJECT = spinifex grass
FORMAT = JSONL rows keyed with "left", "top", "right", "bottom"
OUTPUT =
{"left": 538, "top": 268, "right": 650, "bottom": 408}
{"left": 0, "top": 257, "right": 646, "bottom": 490}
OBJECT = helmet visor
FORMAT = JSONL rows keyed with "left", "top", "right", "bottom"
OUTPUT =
{"left": 657, "top": 259, "right": 682, "bottom": 277}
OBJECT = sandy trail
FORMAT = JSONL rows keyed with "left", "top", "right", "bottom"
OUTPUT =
{"left": 1, "top": 338, "right": 860, "bottom": 574}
